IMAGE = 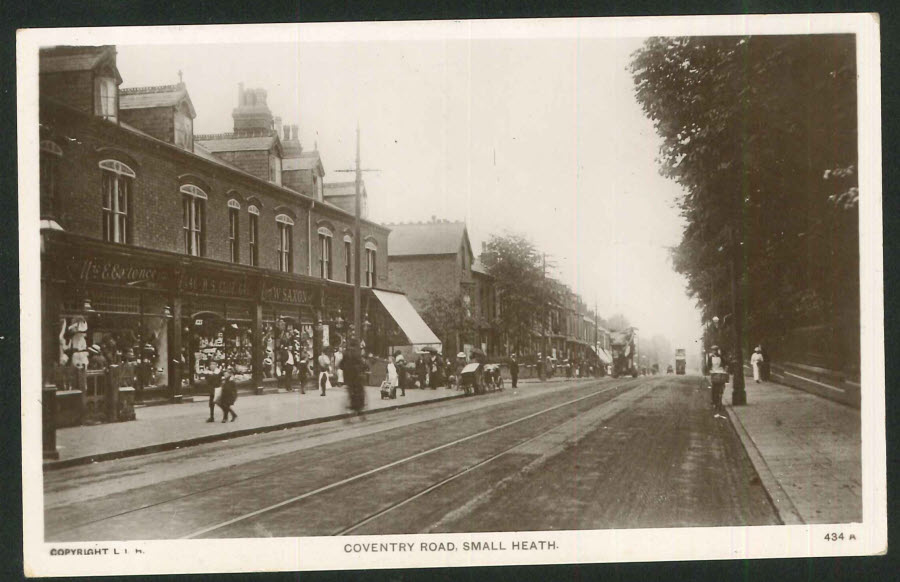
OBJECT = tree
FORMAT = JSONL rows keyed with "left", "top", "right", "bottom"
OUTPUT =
{"left": 630, "top": 36, "right": 859, "bottom": 375}
{"left": 417, "top": 291, "right": 477, "bottom": 356}
{"left": 480, "top": 233, "right": 556, "bottom": 354}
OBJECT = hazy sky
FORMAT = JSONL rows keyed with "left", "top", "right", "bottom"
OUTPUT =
{"left": 116, "top": 34, "right": 702, "bottom": 354}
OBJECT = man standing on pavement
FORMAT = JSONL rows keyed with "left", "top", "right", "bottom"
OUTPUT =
{"left": 341, "top": 340, "right": 366, "bottom": 420}
{"left": 706, "top": 345, "right": 728, "bottom": 417}
{"left": 509, "top": 354, "right": 519, "bottom": 390}
{"left": 395, "top": 353, "right": 407, "bottom": 396}
{"left": 318, "top": 348, "right": 332, "bottom": 396}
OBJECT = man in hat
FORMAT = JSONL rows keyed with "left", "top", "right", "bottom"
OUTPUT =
{"left": 509, "top": 354, "right": 520, "bottom": 389}
{"left": 706, "top": 345, "right": 728, "bottom": 417}
{"left": 394, "top": 352, "right": 407, "bottom": 396}
{"left": 87, "top": 344, "right": 107, "bottom": 370}
{"left": 751, "top": 346, "right": 764, "bottom": 383}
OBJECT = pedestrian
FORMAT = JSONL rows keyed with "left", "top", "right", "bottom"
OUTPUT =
{"left": 386, "top": 355, "right": 399, "bottom": 399}
{"left": 416, "top": 356, "right": 426, "bottom": 389}
{"left": 205, "top": 360, "right": 223, "bottom": 423}
{"left": 218, "top": 367, "right": 238, "bottom": 422}
{"left": 87, "top": 344, "right": 107, "bottom": 371}
{"left": 279, "top": 340, "right": 294, "bottom": 392}
{"left": 706, "top": 345, "right": 728, "bottom": 417}
{"left": 318, "top": 348, "right": 332, "bottom": 396}
{"left": 334, "top": 346, "right": 345, "bottom": 386}
{"left": 751, "top": 346, "right": 764, "bottom": 383}
{"left": 433, "top": 353, "right": 445, "bottom": 388}
{"left": 395, "top": 353, "right": 407, "bottom": 396}
{"left": 341, "top": 340, "right": 367, "bottom": 420}
{"left": 509, "top": 353, "right": 519, "bottom": 389}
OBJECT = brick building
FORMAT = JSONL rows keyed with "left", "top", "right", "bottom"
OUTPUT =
{"left": 38, "top": 45, "right": 436, "bottom": 402}
{"left": 386, "top": 219, "right": 499, "bottom": 356}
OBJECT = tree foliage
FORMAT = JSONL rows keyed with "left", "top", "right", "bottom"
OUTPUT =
{"left": 480, "top": 233, "right": 556, "bottom": 351}
{"left": 417, "top": 291, "right": 477, "bottom": 353}
{"left": 630, "top": 35, "right": 859, "bottom": 346}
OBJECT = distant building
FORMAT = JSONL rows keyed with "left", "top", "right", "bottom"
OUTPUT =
{"left": 387, "top": 219, "right": 497, "bottom": 356}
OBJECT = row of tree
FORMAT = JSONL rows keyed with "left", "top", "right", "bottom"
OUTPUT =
{"left": 630, "top": 35, "right": 859, "bottom": 371}
{"left": 417, "top": 232, "right": 633, "bottom": 358}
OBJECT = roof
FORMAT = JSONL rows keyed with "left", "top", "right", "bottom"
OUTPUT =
{"left": 324, "top": 181, "right": 366, "bottom": 197}
{"left": 386, "top": 221, "right": 470, "bottom": 257}
{"left": 119, "top": 84, "right": 196, "bottom": 118}
{"left": 471, "top": 258, "right": 491, "bottom": 276}
{"left": 283, "top": 151, "right": 323, "bottom": 172}
{"left": 39, "top": 46, "right": 122, "bottom": 83}
{"left": 195, "top": 135, "right": 277, "bottom": 153}
{"left": 192, "top": 141, "right": 246, "bottom": 172}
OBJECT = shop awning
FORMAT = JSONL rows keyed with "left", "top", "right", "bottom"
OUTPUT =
{"left": 371, "top": 289, "right": 442, "bottom": 349}
{"left": 591, "top": 345, "right": 613, "bottom": 365}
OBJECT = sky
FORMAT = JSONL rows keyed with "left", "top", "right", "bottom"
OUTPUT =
{"left": 115, "top": 33, "right": 703, "bottom": 356}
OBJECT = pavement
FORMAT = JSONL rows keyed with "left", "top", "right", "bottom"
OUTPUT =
{"left": 44, "top": 376, "right": 580, "bottom": 470}
{"left": 724, "top": 376, "right": 862, "bottom": 524}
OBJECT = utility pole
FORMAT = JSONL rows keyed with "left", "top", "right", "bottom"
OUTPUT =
{"left": 335, "top": 123, "right": 379, "bottom": 344}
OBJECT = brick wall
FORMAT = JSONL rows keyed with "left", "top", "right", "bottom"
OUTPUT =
{"left": 388, "top": 255, "right": 459, "bottom": 312}
{"left": 310, "top": 209, "right": 389, "bottom": 288}
{"left": 40, "top": 99, "right": 391, "bottom": 283}
{"left": 40, "top": 71, "right": 94, "bottom": 115}
{"left": 282, "top": 169, "right": 316, "bottom": 198}
{"left": 119, "top": 106, "right": 173, "bottom": 144}
{"left": 214, "top": 150, "right": 270, "bottom": 182}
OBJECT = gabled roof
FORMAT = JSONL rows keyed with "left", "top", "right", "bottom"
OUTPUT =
{"left": 192, "top": 141, "right": 246, "bottom": 172}
{"left": 195, "top": 134, "right": 278, "bottom": 153}
{"left": 119, "top": 84, "right": 196, "bottom": 118}
{"left": 471, "top": 258, "right": 491, "bottom": 276}
{"left": 39, "top": 45, "right": 122, "bottom": 84}
{"left": 323, "top": 181, "right": 366, "bottom": 197}
{"left": 283, "top": 151, "right": 323, "bottom": 173}
{"left": 385, "top": 220, "right": 471, "bottom": 258}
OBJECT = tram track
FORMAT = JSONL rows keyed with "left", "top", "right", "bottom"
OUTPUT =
{"left": 47, "top": 378, "right": 644, "bottom": 541}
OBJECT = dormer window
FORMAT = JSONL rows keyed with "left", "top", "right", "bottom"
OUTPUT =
{"left": 94, "top": 75, "right": 118, "bottom": 122}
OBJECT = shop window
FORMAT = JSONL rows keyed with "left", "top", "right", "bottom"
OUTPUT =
{"left": 318, "top": 227, "right": 332, "bottom": 280}
{"left": 94, "top": 75, "right": 118, "bottom": 122}
{"left": 344, "top": 235, "right": 352, "bottom": 283}
{"left": 248, "top": 205, "right": 259, "bottom": 267}
{"left": 181, "top": 184, "right": 207, "bottom": 256}
{"left": 40, "top": 141, "right": 62, "bottom": 218}
{"left": 365, "top": 242, "right": 377, "bottom": 287}
{"left": 277, "top": 214, "right": 294, "bottom": 272}
{"left": 100, "top": 160, "right": 135, "bottom": 244}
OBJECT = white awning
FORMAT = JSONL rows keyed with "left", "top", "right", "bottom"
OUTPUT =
{"left": 591, "top": 345, "right": 613, "bottom": 365}
{"left": 371, "top": 289, "right": 442, "bottom": 349}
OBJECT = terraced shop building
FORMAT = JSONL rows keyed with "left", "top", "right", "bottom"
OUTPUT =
{"left": 37, "top": 45, "right": 436, "bottom": 402}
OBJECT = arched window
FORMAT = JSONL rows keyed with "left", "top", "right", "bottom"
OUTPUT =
{"left": 276, "top": 214, "right": 294, "bottom": 272}
{"left": 365, "top": 241, "right": 378, "bottom": 287}
{"left": 40, "top": 141, "right": 62, "bottom": 219}
{"left": 343, "top": 234, "right": 353, "bottom": 283}
{"left": 227, "top": 200, "right": 240, "bottom": 263}
{"left": 317, "top": 226, "right": 333, "bottom": 280}
{"left": 248, "top": 205, "right": 260, "bottom": 266}
{"left": 99, "top": 159, "right": 135, "bottom": 244}
{"left": 180, "top": 184, "right": 207, "bottom": 256}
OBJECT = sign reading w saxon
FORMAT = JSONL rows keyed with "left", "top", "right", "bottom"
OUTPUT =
{"left": 260, "top": 281, "right": 314, "bottom": 305}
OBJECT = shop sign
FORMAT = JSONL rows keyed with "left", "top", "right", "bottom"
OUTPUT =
{"left": 68, "top": 257, "right": 168, "bottom": 287}
{"left": 261, "top": 282, "right": 314, "bottom": 305}
{"left": 180, "top": 272, "right": 252, "bottom": 299}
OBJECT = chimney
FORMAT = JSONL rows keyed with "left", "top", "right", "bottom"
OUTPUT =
{"left": 257, "top": 89, "right": 267, "bottom": 106}
{"left": 291, "top": 125, "right": 299, "bottom": 141}
{"left": 238, "top": 82, "right": 244, "bottom": 105}
{"left": 274, "top": 117, "right": 282, "bottom": 139}
{"left": 283, "top": 125, "right": 291, "bottom": 141}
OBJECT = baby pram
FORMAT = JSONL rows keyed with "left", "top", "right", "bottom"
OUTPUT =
{"left": 483, "top": 363, "right": 504, "bottom": 391}
{"left": 459, "top": 362, "right": 483, "bottom": 395}
{"left": 380, "top": 380, "right": 397, "bottom": 400}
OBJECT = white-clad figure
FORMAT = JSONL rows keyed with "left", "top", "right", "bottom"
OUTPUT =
{"left": 751, "top": 346, "right": 764, "bottom": 383}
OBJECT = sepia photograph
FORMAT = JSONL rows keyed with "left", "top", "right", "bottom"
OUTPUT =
{"left": 18, "top": 15, "right": 884, "bottom": 576}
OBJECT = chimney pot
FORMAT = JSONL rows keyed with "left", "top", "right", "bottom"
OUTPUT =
{"left": 284, "top": 126, "right": 291, "bottom": 141}
{"left": 292, "top": 125, "right": 299, "bottom": 141}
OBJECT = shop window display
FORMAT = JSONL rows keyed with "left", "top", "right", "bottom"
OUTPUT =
{"left": 190, "top": 320, "right": 254, "bottom": 384}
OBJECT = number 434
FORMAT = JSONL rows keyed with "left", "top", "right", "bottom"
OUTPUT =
{"left": 824, "top": 532, "right": 856, "bottom": 541}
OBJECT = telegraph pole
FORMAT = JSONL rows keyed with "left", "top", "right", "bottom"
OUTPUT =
{"left": 335, "top": 123, "right": 379, "bottom": 344}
